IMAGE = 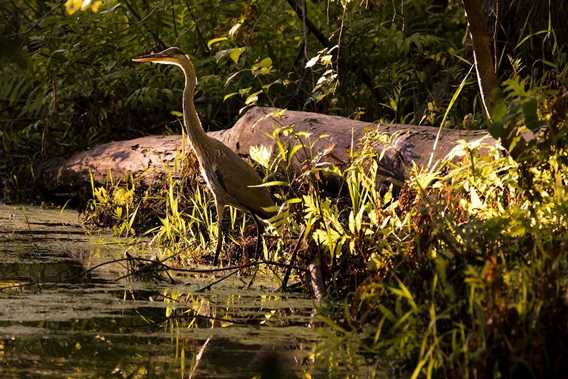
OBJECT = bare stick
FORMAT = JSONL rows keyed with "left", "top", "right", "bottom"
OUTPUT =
{"left": 188, "top": 337, "right": 211, "bottom": 379}
{"left": 196, "top": 269, "right": 239, "bottom": 292}
{"left": 281, "top": 225, "right": 306, "bottom": 291}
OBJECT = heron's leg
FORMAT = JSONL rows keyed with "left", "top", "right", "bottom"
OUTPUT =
{"left": 251, "top": 213, "right": 264, "bottom": 260}
{"left": 213, "top": 203, "right": 226, "bottom": 265}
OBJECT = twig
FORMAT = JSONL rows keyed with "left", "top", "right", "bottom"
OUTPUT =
{"left": 196, "top": 269, "right": 239, "bottom": 292}
{"left": 166, "top": 260, "right": 308, "bottom": 274}
{"left": 125, "top": 252, "right": 177, "bottom": 284}
{"left": 189, "top": 337, "right": 211, "bottom": 379}
{"left": 86, "top": 254, "right": 307, "bottom": 285}
{"left": 83, "top": 257, "right": 131, "bottom": 276}
{"left": 281, "top": 225, "right": 306, "bottom": 291}
{"left": 184, "top": 0, "right": 210, "bottom": 54}
{"left": 122, "top": 0, "right": 165, "bottom": 49}
{"left": 246, "top": 265, "right": 260, "bottom": 289}
{"left": 462, "top": 0, "right": 498, "bottom": 120}
{"left": 285, "top": 0, "right": 328, "bottom": 47}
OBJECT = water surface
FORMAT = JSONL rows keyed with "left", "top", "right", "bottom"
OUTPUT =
{"left": 0, "top": 204, "right": 320, "bottom": 378}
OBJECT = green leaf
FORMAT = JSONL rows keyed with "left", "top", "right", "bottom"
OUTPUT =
{"left": 522, "top": 98, "right": 539, "bottom": 131}
{"left": 285, "top": 197, "right": 302, "bottom": 204}
{"left": 252, "top": 57, "right": 272, "bottom": 69}
{"left": 469, "top": 186, "right": 483, "bottom": 209}
{"left": 244, "top": 91, "right": 260, "bottom": 105}
{"left": 377, "top": 304, "right": 396, "bottom": 322}
{"left": 390, "top": 280, "right": 418, "bottom": 311}
{"left": 348, "top": 211, "right": 356, "bottom": 234}
{"left": 320, "top": 54, "right": 333, "bottom": 65}
{"left": 207, "top": 37, "right": 228, "bottom": 49}
{"left": 427, "top": 64, "right": 473, "bottom": 169}
{"left": 249, "top": 144, "right": 272, "bottom": 168}
{"left": 515, "top": 30, "right": 548, "bottom": 49}
{"left": 316, "top": 314, "right": 348, "bottom": 334}
{"left": 229, "top": 47, "right": 246, "bottom": 64}
{"left": 248, "top": 180, "right": 288, "bottom": 188}
{"left": 286, "top": 144, "right": 303, "bottom": 162}
{"left": 223, "top": 92, "right": 239, "bottom": 102}
{"left": 225, "top": 71, "right": 243, "bottom": 87}
{"left": 251, "top": 57, "right": 272, "bottom": 76}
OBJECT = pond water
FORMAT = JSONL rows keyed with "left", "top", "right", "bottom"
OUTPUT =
{"left": 0, "top": 204, "right": 323, "bottom": 378}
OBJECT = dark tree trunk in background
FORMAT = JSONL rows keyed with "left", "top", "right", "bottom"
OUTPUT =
{"left": 462, "top": 0, "right": 498, "bottom": 120}
{"left": 462, "top": 0, "right": 566, "bottom": 153}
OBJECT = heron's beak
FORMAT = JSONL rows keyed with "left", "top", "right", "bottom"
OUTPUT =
{"left": 132, "top": 52, "right": 174, "bottom": 63}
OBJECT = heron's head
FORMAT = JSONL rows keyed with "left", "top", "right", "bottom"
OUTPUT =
{"left": 133, "top": 47, "right": 197, "bottom": 87}
{"left": 132, "top": 47, "right": 189, "bottom": 67}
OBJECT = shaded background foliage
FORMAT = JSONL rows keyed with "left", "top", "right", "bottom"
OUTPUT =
{"left": 2, "top": 0, "right": 566, "bottom": 201}
{"left": 1, "top": 0, "right": 483, "bottom": 200}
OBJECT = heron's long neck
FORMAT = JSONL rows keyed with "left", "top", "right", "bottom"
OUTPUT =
{"left": 180, "top": 60, "right": 208, "bottom": 155}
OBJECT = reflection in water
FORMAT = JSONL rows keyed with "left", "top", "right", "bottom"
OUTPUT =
{"left": 0, "top": 205, "right": 320, "bottom": 378}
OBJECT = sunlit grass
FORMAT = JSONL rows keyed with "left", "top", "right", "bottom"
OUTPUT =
{"left": 82, "top": 77, "right": 568, "bottom": 376}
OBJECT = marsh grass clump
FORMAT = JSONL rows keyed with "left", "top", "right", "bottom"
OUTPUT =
{"left": 81, "top": 81, "right": 568, "bottom": 377}
{"left": 341, "top": 149, "right": 568, "bottom": 378}
{"left": 309, "top": 91, "right": 568, "bottom": 377}
{"left": 83, "top": 149, "right": 258, "bottom": 262}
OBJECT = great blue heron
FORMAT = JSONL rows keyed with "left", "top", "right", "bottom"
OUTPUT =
{"left": 132, "top": 47, "right": 274, "bottom": 265}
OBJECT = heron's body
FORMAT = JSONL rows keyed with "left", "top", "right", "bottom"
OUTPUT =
{"left": 133, "top": 47, "right": 274, "bottom": 264}
{"left": 198, "top": 138, "right": 274, "bottom": 217}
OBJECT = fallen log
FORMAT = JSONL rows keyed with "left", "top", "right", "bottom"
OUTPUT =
{"left": 40, "top": 106, "right": 496, "bottom": 193}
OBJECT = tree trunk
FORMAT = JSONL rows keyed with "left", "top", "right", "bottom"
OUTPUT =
{"left": 462, "top": 0, "right": 498, "bottom": 120}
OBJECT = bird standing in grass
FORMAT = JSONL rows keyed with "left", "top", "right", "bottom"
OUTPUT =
{"left": 133, "top": 47, "right": 274, "bottom": 265}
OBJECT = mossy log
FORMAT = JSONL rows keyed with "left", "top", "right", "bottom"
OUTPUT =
{"left": 40, "top": 106, "right": 496, "bottom": 193}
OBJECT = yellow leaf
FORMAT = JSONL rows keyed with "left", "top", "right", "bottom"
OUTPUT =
{"left": 249, "top": 144, "right": 272, "bottom": 169}
{"left": 64, "top": 0, "right": 82, "bottom": 15}
{"left": 90, "top": 0, "right": 103, "bottom": 12}
{"left": 229, "top": 47, "right": 246, "bottom": 64}
{"left": 207, "top": 37, "right": 228, "bottom": 49}
{"left": 320, "top": 54, "right": 333, "bottom": 65}
{"left": 469, "top": 186, "right": 483, "bottom": 209}
{"left": 228, "top": 23, "right": 242, "bottom": 38}
{"left": 80, "top": 0, "right": 92, "bottom": 10}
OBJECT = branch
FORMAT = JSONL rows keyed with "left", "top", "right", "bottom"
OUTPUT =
{"left": 122, "top": 0, "right": 166, "bottom": 49}
{"left": 189, "top": 337, "right": 211, "bottom": 379}
{"left": 281, "top": 225, "right": 306, "bottom": 291}
{"left": 285, "top": 0, "right": 328, "bottom": 47}
{"left": 284, "top": 0, "right": 381, "bottom": 102}
{"left": 196, "top": 269, "right": 238, "bottom": 292}
{"left": 184, "top": 0, "right": 210, "bottom": 54}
